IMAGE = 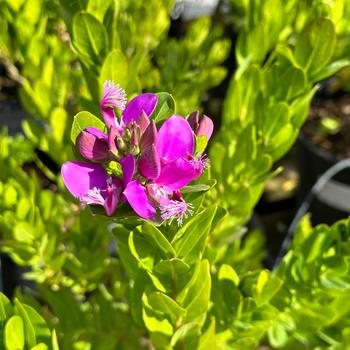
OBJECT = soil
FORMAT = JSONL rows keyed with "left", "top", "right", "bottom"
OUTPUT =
{"left": 302, "top": 95, "right": 350, "bottom": 159}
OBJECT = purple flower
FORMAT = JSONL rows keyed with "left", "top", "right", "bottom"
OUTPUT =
{"left": 146, "top": 184, "right": 193, "bottom": 225}
{"left": 139, "top": 115, "right": 207, "bottom": 192}
{"left": 134, "top": 115, "right": 210, "bottom": 224}
{"left": 100, "top": 81, "right": 158, "bottom": 133}
{"left": 61, "top": 154, "right": 136, "bottom": 217}
{"left": 61, "top": 161, "right": 121, "bottom": 216}
{"left": 100, "top": 81, "right": 127, "bottom": 131}
{"left": 63, "top": 81, "right": 213, "bottom": 225}
{"left": 187, "top": 111, "right": 214, "bottom": 140}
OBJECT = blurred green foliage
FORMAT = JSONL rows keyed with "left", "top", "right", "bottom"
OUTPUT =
{"left": 210, "top": 0, "right": 350, "bottom": 227}
{"left": 1, "top": 0, "right": 350, "bottom": 349}
{"left": 0, "top": 291, "right": 58, "bottom": 350}
{"left": 0, "top": 0, "right": 229, "bottom": 168}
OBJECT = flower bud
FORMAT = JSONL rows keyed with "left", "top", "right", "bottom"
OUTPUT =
{"left": 137, "top": 110, "right": 150, "bottom": 133}
{"left": 77, "top": 128, "right": 109, "bottom": 161}
{"left": 187, "top": 112, "right": 213, "bottom": 141}
{"left": 124, "top": 128, "right": 132, "bottom": 141}
{"left": 108, "top": 126, "right": 120, "bottom": 153}
{"left": 187, "top": 111, "right": 199, "bottom": 130}
{"left": 140, "top": 120, "right": 157, "bottom": 150}
{"left": 131, "top": 127, "right": 139, "bottom": 147}
{"left": 130, "top": 145, "right": 140, "bottom": 156}
{"left": 139, "top": 144, "right": 161, "bottom": 179}
{"left": 197, "top": 114, "right": 214, "bottom": 141}
{"left": 116, "top": 137, "right": 126, "bottom": 151}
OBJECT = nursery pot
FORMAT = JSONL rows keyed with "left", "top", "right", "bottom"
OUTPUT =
{"left": 296, "top": 132, "right": 350, "bottom": 225}
{"left": 0, "top": 99, "right": 28, "bottom": 134}
{"left": 0, "top": 100, "right": 35, "bottom": 297}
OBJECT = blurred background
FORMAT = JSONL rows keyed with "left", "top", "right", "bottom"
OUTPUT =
{"left": 1, "top": 0, "right": 350, "bottom": 293}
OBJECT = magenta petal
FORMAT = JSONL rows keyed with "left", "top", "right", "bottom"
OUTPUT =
{"left": 84, "top": 127, "right": 108, "bottom": 140}
{"left": 123, "top": 180, "right": 156, "bottom": 219}
{"left": 120, "top": 154, "right": 135, "bottom": 186}
{"left": 137, "top": 111, "right": 150, "bottom": 133}
{"left": 139, "top": 144, "right": 161, "bottom": 180}
{"left": 108, "top": 126, "right": 120, "bottom": 153}
{"left": 77, "top": 128, "right": 109, "bottom": 161}
{"left": 61, "top": 161, "right": 107, "bottom": 198}
{"left": 104, "top": 190, "right": 119, "bottom": 216}
{"left": 140, "top": 120, "right": 158, "bottom": 150}
{"left": 122, "top": 93, "right": 158, "bottom": 125}
{"left": 101, "top": 107, "right": 118, "bottom": 130}
{"left": 157, "top": 115, "right": 195, "bottom": 161}
{"left": 156, "top": 158, "right": 197, "bottom": 192}
{"left": 197, "top": 115, "right": 214, "bottom": 141}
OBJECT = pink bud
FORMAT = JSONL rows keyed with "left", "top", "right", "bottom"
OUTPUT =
{"left": 140, "top": 120, "right": 158, "bottom": 150}
{"left": 187, "top": 111, "right": 199, "bottom": 131}
{"left": 77, "top": 128, "right": 109, "bottom": 161}
{"left": 137, "top": 110, "right": 150, "bottom": 133}
{"left": 197, "top": 114, "right": 214, "bottom": 141}
{"left": 138, "top": 144, "right": 161, "bottom": 179}
{"left": 131, "top": 125, "right": 139, "bottom": 146}
{"left": 108, "top": 126, "right": 120, "bottom": 153}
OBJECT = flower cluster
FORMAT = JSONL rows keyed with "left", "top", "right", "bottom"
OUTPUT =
{"left": 61, "top": 81, "right": 213, "bottom": 225}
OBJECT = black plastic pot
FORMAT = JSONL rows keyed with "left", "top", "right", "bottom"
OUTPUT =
{"left": 296, "top": 132, "right": 350, "bottom": 225}
{"left": 0, "top": 255, "right": 20, "bottom": 297}
{"left": 0, "top": 100, "right": 30, "bottom": 297}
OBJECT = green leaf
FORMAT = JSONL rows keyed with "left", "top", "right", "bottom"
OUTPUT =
{"left": 223, "top": 65, "right": 260, "bottom": 125}
{"left": 141, "top": 222, "right": 176, "bottom": 257}
{"left": 128, "top": 231, "right": 166, "bottom": 292}
{"left": 152, "top": 93, "right": 176, "bottom": 123}
{"left": 268, "top": 323, "right": 288, "bottom": 348}
{"left": 131, "top": 272, "right": 150, "bottom": 327}
{"left": 70, "top": 111, "right": 105, "bottom": 145}
{"left": 232, "top": 124, "right": 257, "bottom": 173}
{"left": 0, "top": 293, "right": 13, "bottom": 323}
{"left": 181, "top": 183, "right": 211, "bottom": 193}
{"left": 23, "top": 305, "right": 51, "bottom": 339}
{"left": 170, "top": 323, "right": 199, "bottom": 347}
{"left": 294, "top": 18, "right": 335, "bottom": 77}
{"left": 310, "top": 59, "right": 350, "bottom": 82}
{"left": 103, "top": 0, "right": 121, "bottom": 51}
{"left": 13, "top": 222, "right": 37, "bottom": 244}
{"left": 14, "top": 298, "right": 36, "bottom": 348}
{"left": 142, "top": 303, "right": 173, "bottom": 336}
{"left": 50, "top": 107, "right": 68, "bottom": 143}
{"left": 302, "top": 229, "right": 334, "bottom": 263}
{"left": 99, "top": 50, "right": 128, "bottom": 89}
{"left": 5, "top": 315, "right": 25, "bottom": 350}
{"left": 87, "top": 0, "right": 113, "bottom": 21}
{"left": 154, "top": 258, "right": 190, "bottom": 276}
{"left": 198, "top": 317, "right": 216, "bottom": 350}
{"left": 265, "top": 60, "right": 307, "bottom": 102}
{"left": 52, "top": 330, "right": 59, "bottom": 350}
{"left": 177, "top": 260, "right": 211, "bottom": 321}
{"left": 22, "top": 119, "right": 43, "bottom": 145}
{"left": 218, "top": 264, "right": 240, "bottom": 286}
{"left": 148, "top": 291, "right": 185, "bottom": 320}
{"left": 256, "top": 275, "right": 283, "bottom": 306}
{"left": 266, "top": 123, "right": 295, "bottom": 160}
{"left": 72, "top": 12, "right": 108, "bottom": 65}
{"left": 172, "top": 206, "right": 217, "bottom": 263}
{"left": 195, "top": 135, "right": 208, "bottom": 154}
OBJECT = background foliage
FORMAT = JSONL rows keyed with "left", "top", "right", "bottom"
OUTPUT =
{"left": 1, "top": 0, "right": 350, "bottom": 349}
